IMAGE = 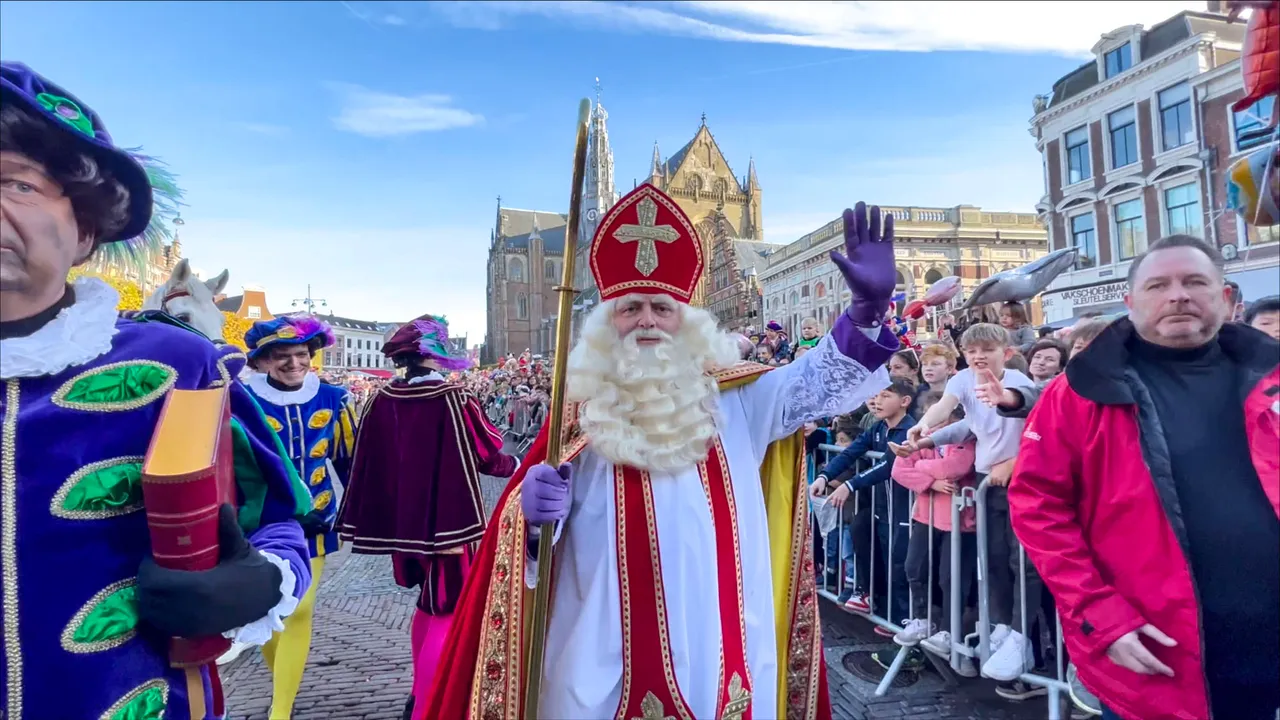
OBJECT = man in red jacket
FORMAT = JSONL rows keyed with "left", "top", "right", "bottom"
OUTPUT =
{"left": 1010, "top": 234, "right": 1279, "bottom": 720}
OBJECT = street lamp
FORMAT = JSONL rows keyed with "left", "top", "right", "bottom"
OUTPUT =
{"left": 291, "top": 284, "right": 329, "bottom": 315}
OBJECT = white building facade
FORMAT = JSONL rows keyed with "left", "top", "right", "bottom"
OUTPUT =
{"left": 1030, "top": 8, "right": 1278, "bottom": 322}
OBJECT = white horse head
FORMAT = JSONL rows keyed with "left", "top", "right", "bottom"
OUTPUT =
{"left": 143, "top": 258, "right": 229, "bottom": 342}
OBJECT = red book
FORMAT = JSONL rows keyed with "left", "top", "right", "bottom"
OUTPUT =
{"left": 141, "top": 386, "right": 236, "bottom": 668}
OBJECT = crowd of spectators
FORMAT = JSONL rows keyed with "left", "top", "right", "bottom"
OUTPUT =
{"left": 803, "top": 236, "right": 1278, "bottom": 719}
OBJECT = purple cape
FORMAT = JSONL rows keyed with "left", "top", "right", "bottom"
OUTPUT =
{"left": 337, "top": 379, "right": 515, "bottom": 557}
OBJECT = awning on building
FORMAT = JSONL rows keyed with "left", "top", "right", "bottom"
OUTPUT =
{"left": 351, "top": 369, "right": 393, "bottom": 379}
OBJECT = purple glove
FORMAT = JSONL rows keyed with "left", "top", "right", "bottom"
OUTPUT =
{"left": 830, "top": 202, "right": 897, "bottom": 328}
{"left": 521, "top": 462, "right": 572, "bottom": 525}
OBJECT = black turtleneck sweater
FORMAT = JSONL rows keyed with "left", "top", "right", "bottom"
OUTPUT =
{"left": 0, "top": 287, "right": 76, "bottom": 340}
{"left": 1129, "top": 336, "right": 1280, "bottom": 693}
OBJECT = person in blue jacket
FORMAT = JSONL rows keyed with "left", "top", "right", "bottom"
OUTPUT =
{"left": 811, "top": 380, "right": 916, "bottom": 620}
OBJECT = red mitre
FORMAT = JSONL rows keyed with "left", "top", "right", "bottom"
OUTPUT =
{"left": 590, "top": 183, "right": 703, "bottom": 304}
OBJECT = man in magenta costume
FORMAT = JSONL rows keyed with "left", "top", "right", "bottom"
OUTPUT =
{"left": 0, "top": 62, "right": 311, "bottom": 720}
{"left": 337, "top": 313, "right": 517, "bottom": 717}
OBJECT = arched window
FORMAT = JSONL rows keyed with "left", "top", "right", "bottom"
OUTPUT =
{"left": 686, "top": 175, "right": 704, "bottom": 195}
{"left": 544, "top": 260, "right": 556, "bottom": 280}
{"left": 789, "top": 290, "right": 800, "bottom": 307}
{"left": 924, "top": 268, "right": 944, "bottom": 286}
{"left": 516, "top": 294, "right": 528, "bottom": 320}
{"left": 895, "top": 270, "right": 907, "bottom": 287}
{"left": 714, "top": 178, "right": 728, "bottom": 201}
{"left": 508, "top": 257, "right": 525, "bottom": 283}
{"left": 814, "top": 282, "right": 826, "bottom": 299}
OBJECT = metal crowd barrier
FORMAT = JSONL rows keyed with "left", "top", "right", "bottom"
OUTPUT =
{"left": 811, "top": 444, "right": 1074, "bottom": 719}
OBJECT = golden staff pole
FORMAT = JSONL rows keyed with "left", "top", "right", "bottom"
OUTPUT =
{"left": 522, "top": 98, "right": 591, "bottom": 719}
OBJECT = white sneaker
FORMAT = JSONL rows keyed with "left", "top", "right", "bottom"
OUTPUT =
{"left": 216, "top": 640, "right": 251, "bottom": 666}
{"left": 989, "top": 623, "right": 1011, "bottom": 651}
{"left": 921, "top": 630, "right": 952, "bottom": 656}
{"left": 894, "top": 618, "right": 934, "bottom": 647}
{"left": 982, "top": 628, "right": 1031, "bottom": 681}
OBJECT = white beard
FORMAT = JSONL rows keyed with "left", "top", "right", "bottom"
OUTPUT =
{"left": 566, "top": 320, "right": 736, "bottom": 474}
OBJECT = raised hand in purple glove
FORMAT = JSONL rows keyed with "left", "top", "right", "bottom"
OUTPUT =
{"left": 831, "top": 202, "right": 898, "bottom": 328}
{"left": 521, "top": 462, "right": 572, "bottom": 525}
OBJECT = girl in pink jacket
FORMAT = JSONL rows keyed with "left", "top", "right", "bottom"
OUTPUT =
{"left": 889, "top": 392, "right": 978, "bottom": 666}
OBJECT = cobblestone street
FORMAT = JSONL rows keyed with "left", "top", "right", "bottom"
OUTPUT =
{"left": 224, "top": 474, "right": 1052, "bottom": 719}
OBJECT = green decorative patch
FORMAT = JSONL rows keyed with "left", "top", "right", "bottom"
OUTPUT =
{"left": 61, "top": 579, "right": 139, "bottom": 654}
{"left": 52, "top": 361, "right": 177, "bottom": 412}
{"left": 101, "top": 679, "right": 168, "bottom": 720}
{"left": 51, "top": 457, "right": 145, "bottom": 520}
{"left": 36, "top": 92, "right": 95, "bottom": 138}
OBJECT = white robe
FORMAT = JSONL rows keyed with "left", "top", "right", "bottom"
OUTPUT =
{"left": 531, "top": 335, "right": 889, "bottom": 719}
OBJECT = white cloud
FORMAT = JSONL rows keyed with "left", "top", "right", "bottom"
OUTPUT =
{"left": 329, "top": 83, "right": 484, "bottom": 137}
{"left": 414, "top": 1, "right": 1204, "bottom": 58}
{"left": 381, "top": 13, "right": 406, "bottom": 26}
{"left": 234, "top": 121, "right": 291, "bottom": 136}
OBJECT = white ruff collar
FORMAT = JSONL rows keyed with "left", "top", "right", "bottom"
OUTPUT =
{"left": 406, "top": 371, "right": 444, "bottom": 385}
{"left": 246, "top": 371, "right": 320, "bottom": 405}
{"left": 0, "top": 277, "right": 120, "bottom": 380}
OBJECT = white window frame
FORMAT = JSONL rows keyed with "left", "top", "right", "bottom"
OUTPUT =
{"left": 1235, "top": 215, "right": 1280, "bottom": 250}
{"left": 1154, "top": 174, "right": 1203, "bottom": 239}
{"left": 1103, "top": 41, "right": 1134, "bottom": 80}
{"left": 246, "top": 306, "right": 262, "bottom": 319}
{"left": 1110, "top": 192, "right": 1148, "bottom": 263}
{"left": 1229, "top": 95, "right": 1278, "bottom": 156}
{"left": 1062, "top": 125, "right": 1094, "bottom": 190}
{"left": 1103, "top": 101, "right": 1140, "bottom": 173}
{"left": 1153, "top": 81, "right": 1196, "bottom": 156}
{"left": 1067, "top": 208, "right": 1101, "bottom": 270}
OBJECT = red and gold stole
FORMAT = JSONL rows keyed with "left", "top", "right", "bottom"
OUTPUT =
{"left": 613, "top": 436, "right": 751, "bottom": 720}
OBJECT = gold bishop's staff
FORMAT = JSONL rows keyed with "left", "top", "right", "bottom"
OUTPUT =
{"left": 523, "top": 98, "right": 591, "bottom": 719}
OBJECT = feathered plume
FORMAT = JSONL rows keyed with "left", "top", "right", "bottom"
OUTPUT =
{"left": 413, "top": 314, "right": 471, "bottom": 370}
{"left": 285, "top": 314, "right": 337, "bottom": 348}
{"left": 94, "top": 150, "right": 186, "bottom": 273}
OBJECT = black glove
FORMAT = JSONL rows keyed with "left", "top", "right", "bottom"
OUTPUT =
{"left": 297, "top": 510, "right": 332, "bottom": 537}
{"left": 137, "top": 504, "right": 284, "bottom": 638}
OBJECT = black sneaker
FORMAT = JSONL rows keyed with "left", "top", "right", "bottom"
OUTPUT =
{"left": 995, "top": 680, "right": 1048, "bottom": 701}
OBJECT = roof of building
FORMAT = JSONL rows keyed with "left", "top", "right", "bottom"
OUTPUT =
{"left": 1048, "top": 10, "right": 1245, "bottom": 108}
{"left": 734, "top": 240, "right": 782, "bottom": 276}
{"left": 216, "top": 295, "right": 242, "bottom": 312}
{"left": 319, "top": 314, "right": 383, "bottom": 333}
{"left": 498, "top": 207, "right": 570, "bottom": 254}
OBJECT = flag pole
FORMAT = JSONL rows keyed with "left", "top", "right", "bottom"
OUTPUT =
{"left": 522, "top": 98, "right": 591, "bottom": 719}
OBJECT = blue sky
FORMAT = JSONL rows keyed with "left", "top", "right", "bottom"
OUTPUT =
{"left": 0, "top": 1, "right": 1200, "bottom": 343}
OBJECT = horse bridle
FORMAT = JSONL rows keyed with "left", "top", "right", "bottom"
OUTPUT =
{"left": 161, "top": 288, "right": 226, "bottom": 343}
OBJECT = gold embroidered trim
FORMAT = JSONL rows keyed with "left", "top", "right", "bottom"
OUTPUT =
{"left": 60, "top": 577, "right": 138, "bottom": 653}
{"left": 470, "top": 487, "right": 524, "bottom": 720}
{"left": 785, "top": 449, "right": 822, "bottom": 720}
{"left": 722, "top": 673, "right": 751, "bottom": 720}
{"left": 51, "top": 360, "right": 178, "bottom": 413}
{"left": 49, "top": 456, "right": 146, "bottom": 520}
{"left": 216, "top": 352, "right": 246, "bottom": 386}
{"left": 98, "top": 678, "right": 168, "bottom": 720}
{"left": 2, "top": 381, "right": 23, "bottom": 720}
{"left": 634, "top": 692, "right": 676, "bottom": 720}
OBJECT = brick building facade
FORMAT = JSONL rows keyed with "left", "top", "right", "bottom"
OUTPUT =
{"left": 1030, "top": 7, "right": 1278, "bottom": 322}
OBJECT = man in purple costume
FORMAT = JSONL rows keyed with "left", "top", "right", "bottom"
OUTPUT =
{"left": 337, "top": 313, "right": 517, "bottom": 718}
{"left": 0, "top": 62, "right": 312, "bottom": 720}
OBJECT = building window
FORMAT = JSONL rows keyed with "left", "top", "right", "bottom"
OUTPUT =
{"left": 814, "top": 282, "right": 826, "bottom": 298}
{"left": 1239, "top": 216, "right": 1280, "bottom": 248}
{"left": 1233, "top": 96, "right": 1277, "bottom": 152}
{"left": 1066, "top": 126, "right": 1091, "bottom": 185}
{"left": 247, "top": 306, "right": 261, "bottom": 319}
{"left": 544, "top": 260, "right": 556, "bottom": 280}
{"left": 1114, "top": 198, "right": 1146, "bottom": 260}
{"left": 346, "top": 338, "right": 352, "bottom": 348}
{"left": 1164, "top": 183, "right": 1202, "bottom": 238}
{"left": 1108, "top": 106, "right": 1138, "bottom": 169}
{"left": 1069, "top": 213, "right": 1098, "bottom": 269}
{"left": 1158, "top": 82, "right": 1193, "bottom": 151}
{"left": 801, "top": 285, "right": 809, "bottom": 298}
{"left": 1104, "top": 42, "right": 1132, "bottom": 79}
{"left": 516, "top": 294, "right": 528, "bottom": 320}
{"left": 507, "top": 257, "right": 525, "bottom": 283}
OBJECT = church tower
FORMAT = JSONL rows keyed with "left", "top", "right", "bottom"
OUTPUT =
{"left": 579, "top": 79, "right": 618, "bottom": 247}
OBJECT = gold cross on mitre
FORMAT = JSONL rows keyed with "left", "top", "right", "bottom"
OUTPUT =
{"left": 613, "top": 196, "right": 679, "bottom": 277}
